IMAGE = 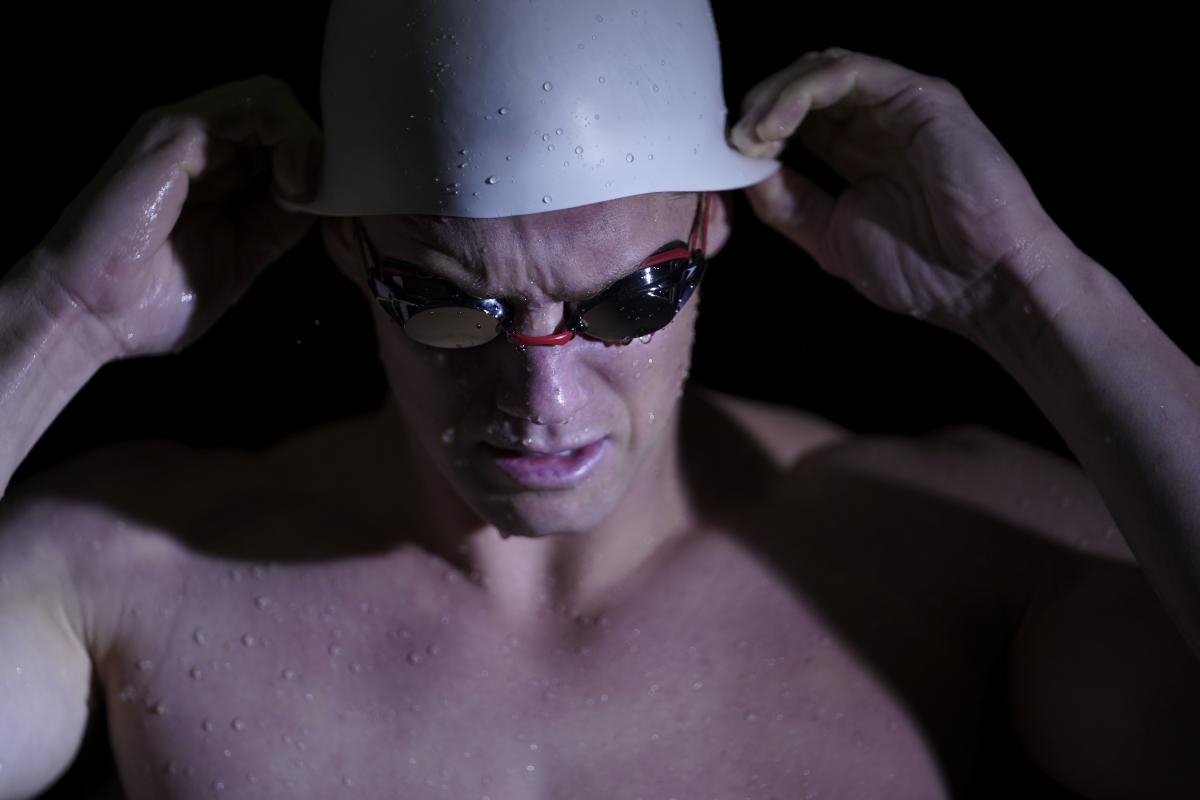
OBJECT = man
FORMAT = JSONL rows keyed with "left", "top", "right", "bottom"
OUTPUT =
{"left": 1, "top": 2, "right": 1197, "bottom": 799}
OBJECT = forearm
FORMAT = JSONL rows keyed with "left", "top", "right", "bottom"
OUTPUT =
{"left": 0, "top": 250, "right": 108, "bottom": 500}
{"left": 967, "top": 232, "right": 1200, "bottom": 658}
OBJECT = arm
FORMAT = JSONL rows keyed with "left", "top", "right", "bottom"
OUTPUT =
{"left": 730, "top": 47, "right": 1199, "bottom": 796}
{"left": 970, "top": 230, "right": 1200, "bottom": 660}
{"left": 0, "top": 76, "right": 320, "bottom": 798}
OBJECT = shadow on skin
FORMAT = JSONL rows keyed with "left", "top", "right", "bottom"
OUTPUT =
{"left": 30, "top": 391, "right": 1093, "bottom": 798}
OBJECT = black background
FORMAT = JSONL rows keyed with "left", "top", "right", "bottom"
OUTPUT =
{"left": 5, "top": 2, "right": 1193, "bottom": 485}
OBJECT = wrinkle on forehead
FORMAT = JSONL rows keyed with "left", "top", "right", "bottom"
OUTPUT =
{"left": 366, "top": 193, "right": 697, "bottom": 301}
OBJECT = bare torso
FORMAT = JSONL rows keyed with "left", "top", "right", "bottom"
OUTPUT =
{"left": 33, "top": 388, "right": 1096, "bottom": 799}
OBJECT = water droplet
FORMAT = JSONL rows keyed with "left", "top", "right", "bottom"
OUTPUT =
{"left": 547, "top": 143, "right": 555, "bottom": 152}
{"left": 201, "top": 719, "right": 214, "bottom": 732}
{"left": 498, "top": 107, "right": 509, "bottom": 115}
{"left": 231, "top": 718, "right": 247, "bottom": 732}
{"left": 281, "top": 668, "right": 298, "bottom": 681}
{"left": 255, "top": 595, "right": 271, "bottom": 610}
{"left": 542, "top": 195, "right": 552, "bottom": 204}
{"left": 526, "top": 764, "right": 536, "bottom": 772}
{"left": 189, "top": 665, "right": 203, "bottom": 680}
{"left": 541, "top": 133, "right": 550, "bottom": 142}
{"left": 574, "top": 146, "right": 584, "bottom": 155}
{"left": 427, "top": 644, "right": 441, "bottom": 657}
{"left": 639, "top": 333, "right": 653, "bottom": 344}
{"left": 343, "top": 776, "right": 354, "bottom": 787}
{"left": 441, "top": 428, "right": 456, "bottom": 445}
{"left": 648, "top": 412, "right": 656, "bottom": 424}
{"left": 555, "top": 127, "right": 564, "bottom": 136}
{"left": 457, "top": 162, "right": 468, "bottom": 169}
{"left": 595, "top": 14, "right": 604, "bottom": 22}
{"left": 349, "top": 662, "right": 364, "bottom": 674}
{"left": 136, "top": 658, "right": 154, "bottom": 671}
{"left": 652, "top": 84, "right": 659, "bottom": 92}
{"left": 647, "top": 153, "right": 654, "bottom": 160}
{"left": 542, "top": 81, "right": 553, "bottom": 92}
{"left": 328, "top": 643, "right": 344, "bottom": 657}
{"left": 745, "top": 711, "right": 759, "bottom": 722}
{"left": 484, "top": 175, "right": 498, "bottom": 185}
{"left": 626, "top": 153, "right": 635, "bottom": 163}
{"left": 459, "top": 149, "right": 469, "bottom": 156}
{"left": 150, "top": 701, "right": 167, "bottom": 715}
{"left": 407, "top": 652, "right": 424, "bottom": 665}
{"left": 692, "top": 680, "right": 703, "bottom": 690}
{"left": 213, "top": 780, "right": 226, "bottom": 791}
{"left": 241, "top": 634, "right": 256, "bottom": 648}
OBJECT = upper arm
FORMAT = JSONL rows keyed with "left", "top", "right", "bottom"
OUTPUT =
{"left": 1008, "top": 552, "right": 1200, "bottom": 798}
{"left": 0, "top": 491, "right": 94, "bottom": 800}
{"left": 911, "top": 425, "right": 1200, "bottom": 797}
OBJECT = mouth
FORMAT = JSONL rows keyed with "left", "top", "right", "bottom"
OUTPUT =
{"left": 481, "top": 438, "right": 609, "bottom": 489}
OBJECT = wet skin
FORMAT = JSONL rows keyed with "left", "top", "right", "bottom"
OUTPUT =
{"left": 17, "top": 193, "right": 1155, "bottom": 798}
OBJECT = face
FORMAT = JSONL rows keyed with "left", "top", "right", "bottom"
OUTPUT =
{"left": 327, "top": 192, "right": 727, "bottom": 538}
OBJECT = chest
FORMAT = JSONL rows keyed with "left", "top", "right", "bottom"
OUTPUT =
{"left": 94, "top": 521, "right": 1018, "bottom": 800}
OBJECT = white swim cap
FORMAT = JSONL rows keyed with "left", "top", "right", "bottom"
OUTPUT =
{"left": 281, "top": 0, "right": 779, "bottom": 219}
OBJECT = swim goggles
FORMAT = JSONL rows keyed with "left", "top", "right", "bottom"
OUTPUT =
{"left": 355, "top": 193, "right": 710, "bottom": 348}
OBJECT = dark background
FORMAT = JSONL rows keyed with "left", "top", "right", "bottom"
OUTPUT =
{"left": 4, "top": 2, "right": 1193, "bottom": 486}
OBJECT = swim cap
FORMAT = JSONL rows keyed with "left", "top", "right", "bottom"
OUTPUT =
{"left": 281, "top": 0, "right": 778, "bottom": 218}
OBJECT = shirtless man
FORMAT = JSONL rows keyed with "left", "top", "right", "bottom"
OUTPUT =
{"left": 2, "top": 1, "right": 1198, "bottom": 797}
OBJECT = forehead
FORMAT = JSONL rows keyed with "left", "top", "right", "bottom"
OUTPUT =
{"left": 362, "top": 193, "right": 696, "bottom": 298}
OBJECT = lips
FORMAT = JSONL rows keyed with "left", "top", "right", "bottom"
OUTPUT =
{"left": 482, "top": 438, "right": 609, "bottom": 489}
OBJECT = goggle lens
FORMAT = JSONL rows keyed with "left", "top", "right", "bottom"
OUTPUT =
{"left": 402, "top": 305, "right": 502, "bottom": 348}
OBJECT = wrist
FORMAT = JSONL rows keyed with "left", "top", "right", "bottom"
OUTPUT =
{"left": 6, "top": 246, "right": 121, "bottom": 369}
{"left": 956, "top": 227, "right": 1110, "bottom": 376}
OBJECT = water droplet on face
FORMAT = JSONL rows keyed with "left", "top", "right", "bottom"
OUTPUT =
{"left": 328, "top": 643, "right": 343, "bottom": 657}
{"left": 485, "top": 175, "right": 498, "bottom": 185}
{"left": 407, "top": 651, "right": 424, "bottom": 665}
{"left": 231, "top": 718, "right": 247, "bottom": 732}
{"left": 639, "top": 333, "right": 653, "bottom": 344}
{"left": 201, "top": 719, "right": 214, "bottom": 732}
{"left": 626, "top": 153, "right": 635, "bottom": 163}
{"left": 542, "top": 81, "right": 553, "bottom": 92}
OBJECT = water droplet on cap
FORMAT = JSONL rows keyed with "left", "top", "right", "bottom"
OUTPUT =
{"left": 555, "top": 127, "right": 564, "bottom": 135}
{"left": 542, "top": 195, "right": 552, "bottom": 204}
{"left": 574, "top": 146, "right": 584, "bottom": 154}
{"left": 542, "top": 81, "right": 553, "bottom": 92}
{"left": 626, "top": 153, "right": 635, "bottom": 163}
{"left": 485, "top": 175, "right": 498, "bottom": 185}
{"left": 498, "top": 107, "right": 509, "bottom": 115}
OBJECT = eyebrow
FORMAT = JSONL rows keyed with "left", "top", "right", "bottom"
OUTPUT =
{"left": 375, "top": 238, "right": 688, "bottom": 304}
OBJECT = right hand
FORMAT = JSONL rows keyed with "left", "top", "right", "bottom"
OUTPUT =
{"left": 27, "top": 75, "right": 322, "bottom": 362}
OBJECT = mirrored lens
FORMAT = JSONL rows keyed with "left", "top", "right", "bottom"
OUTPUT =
{"left": 404, "top": 306, "right": 500, "bottom": 348}
{"left": 580, "top": 291, "right": 678, "bottom": 341}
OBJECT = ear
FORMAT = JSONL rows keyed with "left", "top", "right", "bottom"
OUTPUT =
{"left": 703, "top": 191, "right": 734, "bottom": 259}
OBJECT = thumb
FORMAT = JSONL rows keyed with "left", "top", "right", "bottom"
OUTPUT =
{"left": 743, "top": 164, "right": 835, "bottom": 263}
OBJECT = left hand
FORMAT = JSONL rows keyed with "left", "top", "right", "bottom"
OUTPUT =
{"left": 730, "top": 47, "right": 1062, "bottom": 332}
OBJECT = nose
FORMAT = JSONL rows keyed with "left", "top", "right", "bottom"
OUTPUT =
{"left": 495, "top": 304, "right": 591, "bottom": 424}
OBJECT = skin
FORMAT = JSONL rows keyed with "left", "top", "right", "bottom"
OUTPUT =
{"left": 2, "top": 47, "right": 1199, "bottom": 800}
{"left": 319, "top": 193, "right": 727, "bottom": 621}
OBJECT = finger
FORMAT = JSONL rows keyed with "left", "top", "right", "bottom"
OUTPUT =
{"left": 167, "top": 75, "right": 323, "bottom": 202}
{"left": 742, "top": 164, "right": 836, "bottom": 265}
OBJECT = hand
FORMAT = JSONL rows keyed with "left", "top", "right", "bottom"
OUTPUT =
{"left": 730, "top": 48, "right": 1062, "bottom": 333}
{"left": 28, "top": 75, "right": 321, "bottom": 362}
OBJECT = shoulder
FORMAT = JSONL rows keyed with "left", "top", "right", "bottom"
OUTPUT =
{"left": 697, "top": 387, "right": 853, "bottom": 468}
{"left": 804, "top": 423, "right": 1134, "bottom": 564}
